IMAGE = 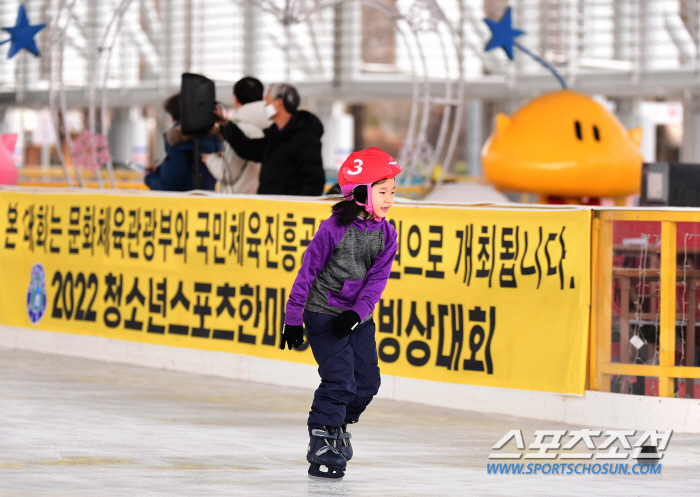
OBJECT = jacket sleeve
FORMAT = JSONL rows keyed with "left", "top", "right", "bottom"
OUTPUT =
{"left": 350, "top": 227, "right": 397, "bottom": 321}
{"left": 284, "top": 220, "right": 337, "bottom": 326}
{"left": 295, "top": 135, "right": 326, "bottom": 196}
{"left": 145, "top": 148, "right": 189, "bottom": 191}
{"left": 219, "top": 121, "right": 265, "bottom": 162}
{"left": 203, "top": 148, "right": 227, "bottom": 181}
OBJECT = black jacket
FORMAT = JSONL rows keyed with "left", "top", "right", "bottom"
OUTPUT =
{"left": 219, "top": 110, "right": 325, "bottom": 196}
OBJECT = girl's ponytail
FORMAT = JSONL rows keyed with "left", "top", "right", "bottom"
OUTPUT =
{"left": 332, "top": 185, "right": 369, "bottom": 225}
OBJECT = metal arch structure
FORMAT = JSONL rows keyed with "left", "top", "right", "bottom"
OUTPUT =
{"left": 47, "top": 0, "right": 81, "bottom": 188}
{"left": 42, "top": 0, "right": 465, "bottom": 189}
{"left": 5, "top": 0, "right": 700, "bottom": 184}
{"left": 48, "top": 0, "right": 136, "bottom": 189}
{"left": 243, "top": 0, "right": 465, "bottom": 188}
{"left": 5, "top": 2, "right": 700, "bottom": 98}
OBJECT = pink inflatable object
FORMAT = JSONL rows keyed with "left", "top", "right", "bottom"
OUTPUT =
{"left": 0, "top": 134, "right": 19, "bottom": 186}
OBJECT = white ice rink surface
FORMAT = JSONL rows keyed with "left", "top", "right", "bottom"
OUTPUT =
{"left": 2, "top": 348, "right": 700, "bottom": 497}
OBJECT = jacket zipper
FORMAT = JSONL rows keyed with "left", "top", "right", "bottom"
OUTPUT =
{"left": 364, "top": 219, "right": 369, "bottom": 260}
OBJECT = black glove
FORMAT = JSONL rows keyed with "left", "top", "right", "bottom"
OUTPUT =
{"left": 331, "top": 310, "right": 361, "bottom": 340}
{"left": 280, "top": 323, "right": 305, "bottom": 350}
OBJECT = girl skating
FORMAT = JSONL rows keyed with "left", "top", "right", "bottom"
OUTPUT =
{"left": 280, "top": 147, "right": 401, "bottom": 480}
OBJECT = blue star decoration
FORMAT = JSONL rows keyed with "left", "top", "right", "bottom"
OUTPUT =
{"left": 1, "top": 4, "right": 46, "bottom": 58}
{"left": 484, "top": 7, "right": 524, "bottom": 60}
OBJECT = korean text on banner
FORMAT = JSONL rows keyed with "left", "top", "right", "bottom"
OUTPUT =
{"left": 0, "top": 190, "right": 591, "bottom": 394}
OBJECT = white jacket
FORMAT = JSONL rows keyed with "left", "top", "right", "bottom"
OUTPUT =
{"left": 205, "top": 100, "right": 270, "bottom": 194}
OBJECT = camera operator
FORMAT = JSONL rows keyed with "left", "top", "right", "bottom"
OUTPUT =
{"left": 145, "top": 93, "right": 220, "bottom": 192}
{"left": 216, "top": 83, "right": 325, "bottom": 196}
{"left": 167, "top": 77, "right": 269, "bottom": 194}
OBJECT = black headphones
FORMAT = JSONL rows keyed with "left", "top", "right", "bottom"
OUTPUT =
{"left": 278, "top": 85, "right": 300, "bottom": 114}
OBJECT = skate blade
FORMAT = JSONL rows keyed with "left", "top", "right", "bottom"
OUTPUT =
{"left": 308, "top": 463, "right": 345, "bottom": 481}
{"left": 308, "top": 474, "right": 343, "bottom": 482}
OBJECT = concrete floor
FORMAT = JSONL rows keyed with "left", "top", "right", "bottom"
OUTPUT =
{"left": 1, "top": 348, "right": 699, "bottom": 497}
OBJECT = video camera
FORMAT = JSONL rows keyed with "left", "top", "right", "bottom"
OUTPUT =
{"left": 180, "top": 73, "right": 217, "bottom": 136}
{"left": 179, "top": 73, "right": 217, "bottom": 189}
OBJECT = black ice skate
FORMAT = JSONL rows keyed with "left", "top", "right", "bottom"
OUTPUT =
{"left": 307, "top": 426, "right": 347, "bottom": 480}
{"left": 338, "top": 423, "right": 353, "bottom": 461}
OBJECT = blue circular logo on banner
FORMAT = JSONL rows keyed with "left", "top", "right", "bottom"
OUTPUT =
{"left": 26, "top": 263, "right": 47, "bottom": 325}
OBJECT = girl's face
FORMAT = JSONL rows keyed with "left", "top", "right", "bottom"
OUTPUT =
{"left": 371, "top": 178, "right": 396, "bottom": 219}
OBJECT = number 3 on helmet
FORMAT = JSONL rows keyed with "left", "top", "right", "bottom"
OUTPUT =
{"left": 338, "top": 147, "right": 401, "bottom": 198}
{"left": 347, "top": 159, "right": 363, "bottom": 176}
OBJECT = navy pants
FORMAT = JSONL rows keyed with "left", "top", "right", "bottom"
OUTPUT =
{"left": 304, "top": 310, "right": 381, "bottom": 429}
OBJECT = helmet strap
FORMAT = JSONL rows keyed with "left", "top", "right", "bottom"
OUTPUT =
{"left": 353, "top": 183, "right": 381, "bottom": 221}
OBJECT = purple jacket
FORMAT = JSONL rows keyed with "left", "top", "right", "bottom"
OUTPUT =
{"left": 285, "top": 212, "right": 397, "bottom": 326}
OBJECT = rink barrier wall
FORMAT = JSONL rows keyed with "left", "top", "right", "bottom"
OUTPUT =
{"left": 0, "top": 188, "right": 591, "bottom": 395}
{"left": 4, "top": 188, "right": 700, "bottom": 431}
{"left": 2, "top": 324, "right": 700, "bottom": 433}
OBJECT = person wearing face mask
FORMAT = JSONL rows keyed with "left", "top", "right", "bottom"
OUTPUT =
{"left": 216, "top": 83, "right": 326, "bottom": 196}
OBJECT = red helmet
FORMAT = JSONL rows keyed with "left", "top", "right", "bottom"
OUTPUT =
{"left": 338, "top": 147, "right": 401, "bottom": 220}
{"left": 339, "top": 147, "right": 401, "bottom": 189}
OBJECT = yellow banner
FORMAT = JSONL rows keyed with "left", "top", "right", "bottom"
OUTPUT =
{"left": 0, "top": 190, "right": 591, "bottom": 394}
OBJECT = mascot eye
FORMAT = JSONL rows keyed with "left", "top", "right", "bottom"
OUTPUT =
{"left": 574, "top": 120, "right": 583, "bottom": 141}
